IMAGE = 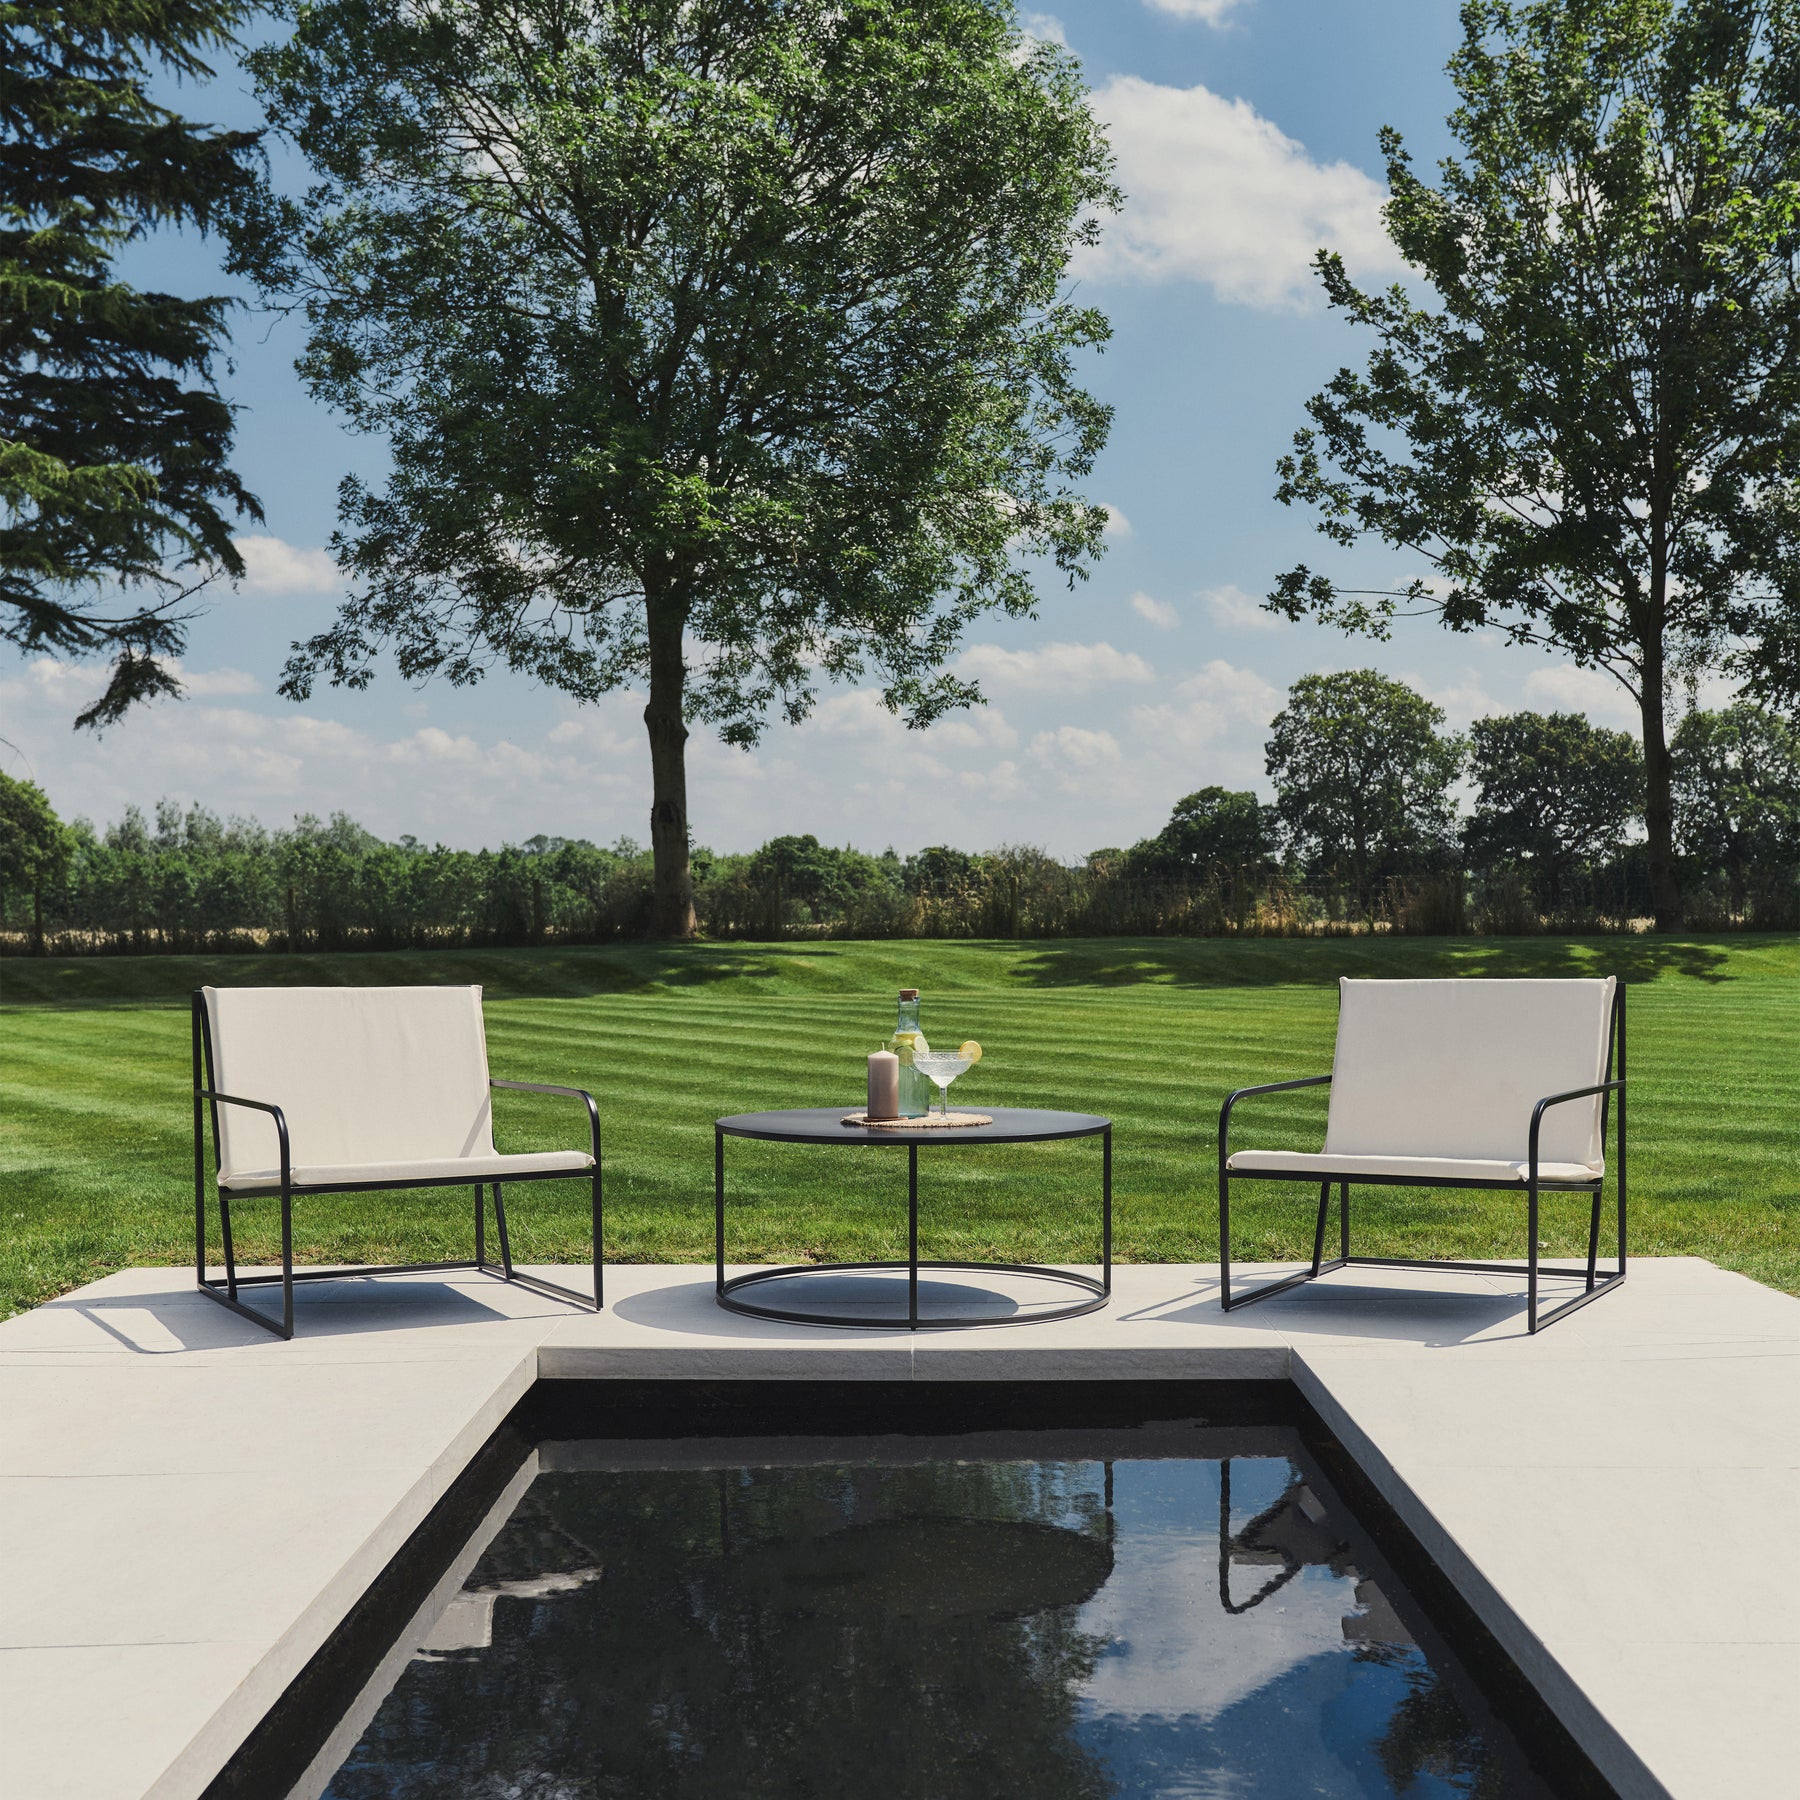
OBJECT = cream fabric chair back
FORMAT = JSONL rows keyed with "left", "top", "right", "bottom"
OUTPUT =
{"left": 201, "top": 986, "right": 495, "bottom": 1181}
{"left": 1324, "top": 977, "right": 1617, "bottom": 1170}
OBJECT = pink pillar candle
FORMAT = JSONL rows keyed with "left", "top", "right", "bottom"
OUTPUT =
{"left": 867, "top": 1050, "right": 900, "bottom": 1120}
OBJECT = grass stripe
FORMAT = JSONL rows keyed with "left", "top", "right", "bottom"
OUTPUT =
{"left": 2, "top": 935, "right": 1794, "bottom": 1315}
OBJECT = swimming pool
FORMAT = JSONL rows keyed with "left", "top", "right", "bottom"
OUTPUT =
{"left": 254, "top": 1384, "right": 1590, "bottom": 1799}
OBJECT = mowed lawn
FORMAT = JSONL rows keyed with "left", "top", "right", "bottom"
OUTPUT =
{"left": 2, "top": 934, "right": 1795, "bottom": 1320}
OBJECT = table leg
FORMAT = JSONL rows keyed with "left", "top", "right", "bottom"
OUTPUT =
{"left": 908, "top": 1142, "right": 919, "bottom": 1331}
{"left": 1103, "top": 1125, "right": 1113, "bottom": 1297}
{"left": 715, "top": 1127, "right": 726, "bottom": 1297}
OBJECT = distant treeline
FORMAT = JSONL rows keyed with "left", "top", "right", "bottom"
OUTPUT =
{"left": 2, "top": 685, "right": 1796, "bottom": 953}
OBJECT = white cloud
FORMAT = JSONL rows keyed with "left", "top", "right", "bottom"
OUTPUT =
{"left": 786, "top": 687, "right": 1020, "bottom": 754}
{"left": 1203, "top": 583, "right": 1284, "bottom": 631}
{"left": 1080, "top": 1533, "right": 1351, "bottom": 1724}
{"left": 13, "top": 655, "right": 259, "bottom": 721}
{"left": 1027, "top": 724, "right": 1125, "bottom": 796}
{"left": 1143, "top": 0, "right": 1248, "bottom": 23}
{"left": 1081, "top": 77, "right": 1402, "bottom": 308}
{"left": 957, "top": 640, "right": 1155, "bottom": 694}
{"left": 11, "top": 657, "right": 110, "bottom": 713}
{"left": 1100, "top": 502, "right": 1133, "bottom": 540}
{"left": 1522, "top": 664, "right": 1640, "bottom": 731}
{"left": 2, "top": 650, "right": 1238, "bottom": 861}
{"left": 1032, "top": 723, "right": 1122, "bottom": 770}
{"left": 1175, "top": 660, "right": 1283, "bottom": 711}
{"left": 805, "top": 687, "right": 911, "bottom": 744}
{"left": 931, "top": 709, "right": 1020, "bottom": 752}
{"left": 1018, "top": 10, "right": 1069, "bottom": 45}
{"left": 1131, "top": 592, "right": 1180, "bottom": 631}
{"left": 389, "top": 725, "right": 488, "bottom": 767}
{"left": 546, "top": 713, "right": 635, "bottom": 755}
{"left": 1131, "top": 658, "right": 1282, "bottom": 750}
{"left": 232, "top": 535, "right": 341, "bottom": 595}
{"left": 176, "top": 665, "right": 262, "bottom": 698}
{"left": 0, "top": 658, "right": 639, "bottom": 842}
{"left": 962, "top": 757, "right": 1026, "bottom": 802}
{"left": 1411, "top": 672, "right": 1506, "bottom": 728}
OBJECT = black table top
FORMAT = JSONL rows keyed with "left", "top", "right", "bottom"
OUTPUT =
{"left": 715, "top": 1106, "right": 1110, "bottom": 1145}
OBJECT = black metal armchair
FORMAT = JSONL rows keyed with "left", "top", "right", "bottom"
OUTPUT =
{"left": 1218, "top": 976, "right": 1625, "bottom": 1334}
{"left": 193, "top": 984, "right": 601, "bottom": 1339}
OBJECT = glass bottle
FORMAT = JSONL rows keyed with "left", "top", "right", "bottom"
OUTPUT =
{"left": 892, "top": 989, "right": 930, "bottom": 1118}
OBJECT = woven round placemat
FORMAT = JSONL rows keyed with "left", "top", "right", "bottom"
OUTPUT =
{"left": 842, "top": 1111, "right": 994, "bottom": 1130}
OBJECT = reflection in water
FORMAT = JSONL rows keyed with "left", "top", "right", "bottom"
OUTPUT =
{"left": 320, "top": 1438, "right": 1548, "bottom": 1799}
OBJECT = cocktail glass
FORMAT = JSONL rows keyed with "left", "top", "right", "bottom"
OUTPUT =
{"left": 911, "top": 1050, "right": 972, "bottom": 1118}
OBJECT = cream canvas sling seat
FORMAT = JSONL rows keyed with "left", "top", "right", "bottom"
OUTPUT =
{"left": 193, "top": 985, "right": 601, "bottom": 1339}
{"left": 1217, "top": 977, "right": 1625, "bottom": 1334}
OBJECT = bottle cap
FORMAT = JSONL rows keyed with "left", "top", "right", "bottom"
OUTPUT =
{"left": 898, "top": 988, "right": 919, "bottom": 1000}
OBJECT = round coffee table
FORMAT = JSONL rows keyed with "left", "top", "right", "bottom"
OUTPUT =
{"left": 713, "top": 1106, "right": 1112, "bottom": 1330}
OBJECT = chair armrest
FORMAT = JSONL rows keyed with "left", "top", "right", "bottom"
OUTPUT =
{"left": 195, "top": 1090, "right": 291, "bottom": 1188}
{"left": 1528, "top": 1079, "right": 1625, "bottom": 1177}
{"left": 491, "top": 1078, "right": 595, "bottom": 1100}
{"left": 1219, "top": 1074, "right": 1333, "bottom": 1164}
{"left": 490, "top": 1079, "right": 602, "bottom": 1159}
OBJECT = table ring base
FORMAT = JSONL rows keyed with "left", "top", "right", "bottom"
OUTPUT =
{"left": 713, "top": 1107, "right": 1113, "bottom": 1334}
{"left": 717, "top": 1258, "right": 1109, "bottom": 1331}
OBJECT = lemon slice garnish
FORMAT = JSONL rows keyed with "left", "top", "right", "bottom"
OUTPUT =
{"left": 958, "top": 1040, "right": 982, "bottom": 1064}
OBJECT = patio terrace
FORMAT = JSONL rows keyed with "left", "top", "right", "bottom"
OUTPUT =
{"left": 2, "top": 1256, "right": 1796, "bottom": 1800}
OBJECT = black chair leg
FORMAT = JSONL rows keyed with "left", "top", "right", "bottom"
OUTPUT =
{"left": 493, "top": 1180, "right": 514, "bottom": 1277}
{"left": 601, "top": 1166, "right": 615, "bottom": 1310}
{"left": 1309, "top": 1182, "right": 1330, "bottom": 1275}
{"left": 1218, "top": 1168, "right": 1233, "bottom": 1308}
{"left": 1527, "top": 1180, "right": 1540, "bottom": 1334}
{"left": 1585, "top": 1191, "right": 1602, "bottom": 1289}
{"left": 475, "top": 1183, "right": 486, "bottom": 1269}
{"left": 219, "top": 1192, "right": 238, "bottom": 1301}
{"left": 278, "top": 1188, "right": 294, "bottom": 1340}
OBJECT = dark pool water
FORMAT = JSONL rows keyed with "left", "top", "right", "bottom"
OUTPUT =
{"left": 318, "top": 1428, "right": 1550, "bottom": 1798}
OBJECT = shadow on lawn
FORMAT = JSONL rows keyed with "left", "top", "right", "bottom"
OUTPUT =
{"left": 1011, "top": 935, "right": 1735, "bottom": 991}
{"left": 4, "top": 933, "right": 1749, "bottom": 1011}
{"left": 0, "top": 941, "right": 830, "bottom": 1009}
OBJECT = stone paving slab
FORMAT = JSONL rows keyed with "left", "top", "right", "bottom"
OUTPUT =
{"left": 0, "top": 1256, "right": 1794, "bottom": 1800}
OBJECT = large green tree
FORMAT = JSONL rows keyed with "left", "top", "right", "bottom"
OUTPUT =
{"left": 234, "top": 0, "right": 1117, "bottom": 938}
{"left": 1, "top": 0, "right": 263, "bottom": 728}
{"left": 1270, "top": 0, "right": 1800, "bottom": 930}
{"left": 1464, "top": 710, "right": 1643, "bottom": 907}
{"left": 742, "top": 832, "right": 894, "bottom": 923}
{"left": 1672, "top": 701, "right": 1800, "bottom": 914}
{"left": 1133, "top": 786, "right": 1276, "bottom": 884}
{"left": 0, "top": 769, "right": 72, "bottom": 951}
{"left": 1264, "top": 670, "right": 1464, "bottom": 916}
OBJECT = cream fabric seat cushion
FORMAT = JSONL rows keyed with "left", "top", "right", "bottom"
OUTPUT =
{"left": 1232, "top": 976, "right": 1616, "bottom": 1179}
{"left": 202, "top": 984, "right": 589, "bottom": 1189}
{"left": 1226, "top": 1150, "right": 1600, "bottom": 1185}
{"left": 221, "top": 1149, "right": 594, "bottom": 1193}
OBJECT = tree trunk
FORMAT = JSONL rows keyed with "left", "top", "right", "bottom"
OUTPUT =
{"left": 643, "top": 591, "right": 697, "bottom": 939}
{"left": 1639, "top": 653, "right": 1684, "bottom": 931}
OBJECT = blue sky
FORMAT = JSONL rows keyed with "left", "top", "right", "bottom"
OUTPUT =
{"left": 4, "top": 0, "right": 1659, "bottom": 855}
